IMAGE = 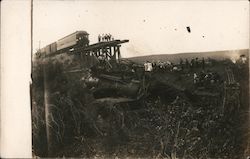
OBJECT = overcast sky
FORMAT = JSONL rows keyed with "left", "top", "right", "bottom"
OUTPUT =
{"left": 33, "top": 1, "right": 249, "bottom": 58}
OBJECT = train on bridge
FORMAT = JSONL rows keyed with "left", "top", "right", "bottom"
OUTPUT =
{"left": 35, "top": 31, "right": 129, "bottom": 65}
{"left": 36, "top": 31, "right": 90, "bottom": 58}
{"left": 34, "top": 30, "right": 144, "bottom": 101}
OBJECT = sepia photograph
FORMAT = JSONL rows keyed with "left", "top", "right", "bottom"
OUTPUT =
{"left": 30, "top": 1, "right": 249, "bottom": 158}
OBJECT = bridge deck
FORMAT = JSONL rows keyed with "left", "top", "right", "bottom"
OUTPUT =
{"left": 73, "top": 39, "right": 129, "bottom": 53}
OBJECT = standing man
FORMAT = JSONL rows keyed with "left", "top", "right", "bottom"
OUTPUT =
{"left": 108, "top": 33, "right": 111, "bottom": 41}
{"left": 185, "top": 59, "right": 189, "bottom": 69}
{"left": 102, "top": 34, "right": 105, "bottom": 41}
{"left": 98, "top": 34, "right": 101, "bottom": 42}
{"left": 180, "top": 58, "right": 184, "bottom": 70}
{"left": 194, "top": 73, "right": 198, "bottom": 84}
{"left": 104, "top": 34, "right": 108, "bottom": 41}
{"left": 202, "top": 57, "right": 205, "bottom": 70}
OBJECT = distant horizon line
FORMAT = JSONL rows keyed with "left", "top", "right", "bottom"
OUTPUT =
{"left": 124, "top": 48, "right": 249, "bottom": 58}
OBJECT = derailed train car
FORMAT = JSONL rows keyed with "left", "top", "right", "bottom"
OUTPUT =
{"left": 84, "top": 73, "right": 144, "bottom": 99}
{"left": 37, "top": 31, "right": 89, "bottom": 57}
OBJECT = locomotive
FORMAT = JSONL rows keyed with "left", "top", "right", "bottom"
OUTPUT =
{"left": 36, "top": 31, "right": 89, "bottom": 58}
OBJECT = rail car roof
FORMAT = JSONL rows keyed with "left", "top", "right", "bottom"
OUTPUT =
{"left": 57, "top": 31, "right": 89, "bottom": 41}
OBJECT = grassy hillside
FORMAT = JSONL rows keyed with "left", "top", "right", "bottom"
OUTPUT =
{"left": 126, "top": 49, "right": 249, "bottom": 64}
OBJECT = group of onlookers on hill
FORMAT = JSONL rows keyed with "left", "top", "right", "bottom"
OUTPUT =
{"left": 141, "top": 58, "right": 222, "bottom": 87}
{"left": 142, "top": 57, "right": 209, "bottom": 73}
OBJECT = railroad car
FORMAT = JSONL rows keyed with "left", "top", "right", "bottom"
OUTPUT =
{"left": 45, "top": 45, "right": 51, "bottom": 55}
{"left": 40, "top": 47, "right": 45, "bottom": 54}
{"left": 57, "top": 31, "right": 89, "bottom": 51}
{"left": 37, "top": 31, "right": 89, "bottom": 58}
{"left": 50, "top": 42, "right": 57, "bottom": 53}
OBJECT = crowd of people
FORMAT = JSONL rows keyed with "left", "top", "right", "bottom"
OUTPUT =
{"left": 193, "top": 70, "right": 222, "bottom": 86}
{"left": 141, "top": 57, "right": 209, "bottom": 73}
{"left": 98, "top": 33, "right": 114, "bottom": 42}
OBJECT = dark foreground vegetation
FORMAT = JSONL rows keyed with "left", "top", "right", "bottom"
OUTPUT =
{"left": 32, "top": 55, "right": 249, "bottom": 158}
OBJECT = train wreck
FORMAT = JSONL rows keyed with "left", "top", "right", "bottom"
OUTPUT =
{"left": 32, "top": 31, "right": 249, "bottom": 158}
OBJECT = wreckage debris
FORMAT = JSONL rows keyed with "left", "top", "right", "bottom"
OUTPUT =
{"left": 32, "top": 32, "right": 249, "bottom": 158}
